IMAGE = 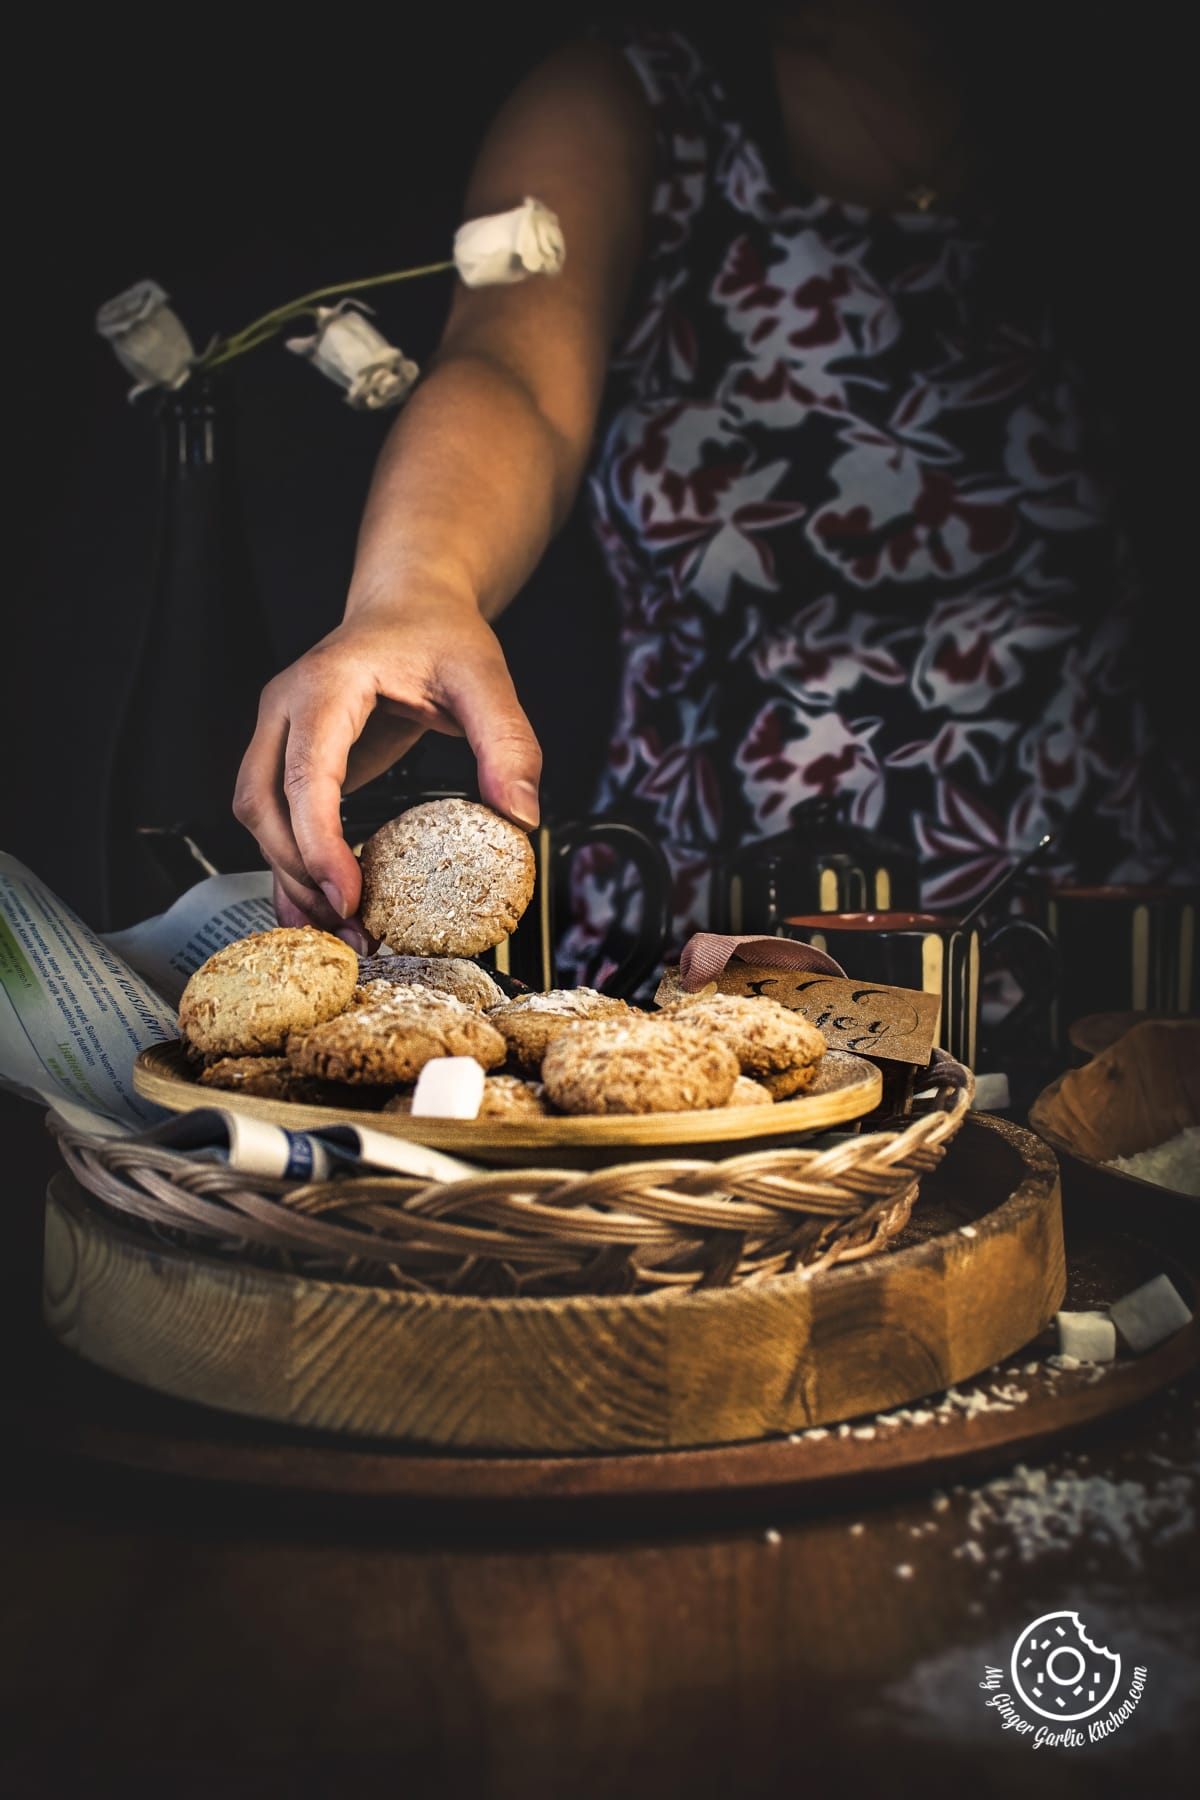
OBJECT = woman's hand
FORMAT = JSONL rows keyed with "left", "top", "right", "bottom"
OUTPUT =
{"left": 229, "top": 40, "right": 651, "bottom": 943}
{"left": 232, "top": 596, "right": 542, "bottom": 940}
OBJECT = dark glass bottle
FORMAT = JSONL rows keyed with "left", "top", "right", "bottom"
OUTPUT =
{"left": 103, "top": 374, "right": 274, "bottom": 928}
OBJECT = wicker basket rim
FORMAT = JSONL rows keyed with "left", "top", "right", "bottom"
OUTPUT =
{"left": 48, "top": 1060, "right": 974, "bottom": 1306}
{"left": 54, "top": 1168, "right": 933, "bottom": 1316}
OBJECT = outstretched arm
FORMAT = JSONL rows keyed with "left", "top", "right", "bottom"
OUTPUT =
{"left": 233, "top": 39, "right": 654, "bottom": 936}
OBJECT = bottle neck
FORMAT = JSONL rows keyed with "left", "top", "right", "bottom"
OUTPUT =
{"left": 155, "top": 373, "right": 230, "bottom": 482}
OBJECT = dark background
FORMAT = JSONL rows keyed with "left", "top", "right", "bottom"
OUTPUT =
{"left": 4, "top": 5, "right": 1189, "bottom": 933}
{"left": 5, "top": 13, "right": 620, "bottom": 931}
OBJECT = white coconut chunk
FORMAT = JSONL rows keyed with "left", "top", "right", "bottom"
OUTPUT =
{"left": 1054, "top": 1310, "right": 1117, "bottom": 1362}
{"left": 410, "top": 1055, "right": 485, "bottom": 1119}
{"left": 1109, "top": 1274, "right": 1193, "bottom": 1354}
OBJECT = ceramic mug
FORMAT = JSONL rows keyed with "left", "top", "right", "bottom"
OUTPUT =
{"left": 1043, "top": 883, "right": 1197, "bottom": 1048}
{"left": 490, "top": 817, "right": 673, "bottom": 997}
{"left": 781, "top": 909, "right": 1058, "bottom": 1071}
{"left": 720, "top": 798, "right": 920, "bottom": 930}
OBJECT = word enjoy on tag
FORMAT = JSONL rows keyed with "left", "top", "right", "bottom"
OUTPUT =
{"left": 655, "top": 964, "right": 941, "bottom": 1064}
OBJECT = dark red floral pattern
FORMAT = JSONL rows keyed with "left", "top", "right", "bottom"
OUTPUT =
{"left": 557, "top": 28, "right": 1197, "bottom": 988}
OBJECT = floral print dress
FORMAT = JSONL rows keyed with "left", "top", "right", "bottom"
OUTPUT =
{"left": 556, "top": 26, "right": 1195, "bottom": 990}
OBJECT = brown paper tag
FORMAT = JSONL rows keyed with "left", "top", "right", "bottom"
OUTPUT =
{"left": 654, "top": 963, "right": 941, "bottom": 1064}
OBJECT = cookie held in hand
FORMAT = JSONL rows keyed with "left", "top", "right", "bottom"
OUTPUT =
{"left": 359, "top": 798, "right": 536, "bottom": 956}
{"left": 178, "top": 926, "right": 359, "bottom": 1057}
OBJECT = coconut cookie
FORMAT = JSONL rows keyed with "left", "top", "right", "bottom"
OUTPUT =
{"left": 726, "top": 1075, "right": 775, "bottom": 1108}
{"left": 384, "top": 1072, "right": 551, "bottom": 1121}
{"left": 357, "top": 952, "right": 507, "bottom": 1012}
{"left": 197, "top": 1055, "right": 323, "bottom": 1101}
{"left": 541, "top": 1016, "right": 739, "bottom": 1116}
{"left": 487, "top": 987, "right": 635, "bottom": 1073}
{"left": 194, "top": 1054, "right": 390, "bottom": 1108}
{"left": 359, "top": 798, "right": 535, "bottom": 957}
{"left": 178, "top": 926, "right": 360, "bottom": 1057}
{"left": 760, "top": 1066, "right": 822, "bottom": 1100}
{"left": 288, "top": 980, "right": 506, "bottom": 1085}
{"left": 657, "top": 992, "right": 827, "bottom": 1094}
{"left": 477, "top": 1074, "right": 552, "bottom": 1119}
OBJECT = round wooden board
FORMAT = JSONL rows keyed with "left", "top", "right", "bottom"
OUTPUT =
{"left": 45, "top": 1114, "right": 1067, "bottom": 1455}
{"left": 133, "top": 1040, "right": 883, "bottom": 1168}
{"left": 31, "top": 1117, "right": 1199, "bottom": 1521}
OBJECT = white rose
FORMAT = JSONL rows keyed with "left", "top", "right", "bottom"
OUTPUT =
{"left": 286, "top": 301, "right": 419, "bottom": 410}
{"left": 453, "top": 196, "right": 565, "bottom": 288}
{"left": 95, "top": 279, "right": 196, "bottom": 399}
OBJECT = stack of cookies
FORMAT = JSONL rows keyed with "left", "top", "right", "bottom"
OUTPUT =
{"left": 175, "top": 798, "right": 828, "bottom": 1118}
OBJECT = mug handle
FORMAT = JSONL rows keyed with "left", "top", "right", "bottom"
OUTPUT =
{"left": 551, "top": 820, "right": 673, "bottom": 999}
{"left": 980, "top": 917, "right": 1061, "bottom": 1050}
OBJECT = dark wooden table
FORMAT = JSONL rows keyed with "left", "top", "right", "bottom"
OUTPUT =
{"left": 1, "top": 1090, "right": 1197, "bottom": 1799}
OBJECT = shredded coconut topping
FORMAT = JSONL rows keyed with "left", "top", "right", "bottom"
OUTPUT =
{"left": 502, "top": 987, "right": 614, "bottom": 1015}
{"left": 1105, "top": 1126, "right": 1200, "bottom": 1195}
{"left": 353, "top": 979, "right": 474, "bottom": 1016}
{"left": 957, "top": 1460, "right": 1197, "bottom": 1568}
{"left": 783, "top": 1355, "right": 1115, "bottom": 1445}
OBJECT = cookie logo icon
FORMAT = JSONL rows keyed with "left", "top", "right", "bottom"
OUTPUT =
{"left": 1010, "top": 1611, "right": 1122, "bottom": 1722}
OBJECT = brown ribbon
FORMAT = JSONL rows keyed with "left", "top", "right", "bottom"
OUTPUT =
{"left": 677, "top": 932, "right": 847, "bottom": 992}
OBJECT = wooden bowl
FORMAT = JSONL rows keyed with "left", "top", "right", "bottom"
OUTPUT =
{"left": 1028, "top": 1020, "right": 1200, "bottom": 1203}
{"left": 1067, "top": 1010, "right": 1196, "bottom": 1059}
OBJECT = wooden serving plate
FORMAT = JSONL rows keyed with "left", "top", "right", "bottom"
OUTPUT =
{"left": 42, "top": 1114, "right": 1067, "bottom": 1455}
{"left": 133, "top": 1039, "right": 883, "bottom": 1168}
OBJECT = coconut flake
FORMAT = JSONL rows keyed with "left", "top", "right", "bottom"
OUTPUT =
{"left": 1104, "top": 1126, "right": 1200, "bottom": 1195}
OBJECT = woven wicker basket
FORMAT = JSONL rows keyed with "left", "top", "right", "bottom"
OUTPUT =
{"left": 47, "top": 1054, "right": 974, "bottom": 1299}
